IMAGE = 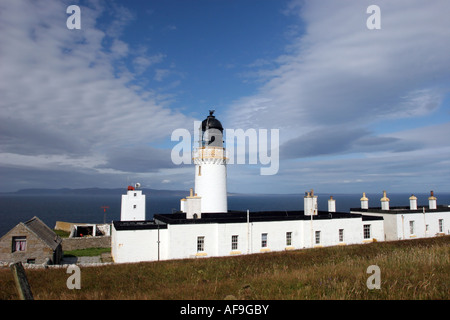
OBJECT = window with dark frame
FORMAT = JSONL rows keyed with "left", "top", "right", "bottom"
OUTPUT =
{"left": 12, "top": 236, "right": 26, "bottom": 252}
{"left": 363, "top": 224, "right": 371, "bottom": 239}
{"left": 286, "top": 232, "right": 292, "bottom": 246}
{"left": 409, "top": 221, "right": 415, "bottom": 235}
{"left": 231, "top": 235, "right": 238, "bottom": 250}
{"left": 315, "top": 231, "right": 321, "bottom": 244}
{"left": 197, "top": 236, "right": 205, "bottom": 252}
{"left": 339, "top": 229, "right": 344, "bottom": 242}
{"left": 261, "top": 233, "right": 268, "bottom": 248}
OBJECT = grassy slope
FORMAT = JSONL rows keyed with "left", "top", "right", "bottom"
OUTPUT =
{"left": 0, "top": 236, "right": 448, "bottom": 300}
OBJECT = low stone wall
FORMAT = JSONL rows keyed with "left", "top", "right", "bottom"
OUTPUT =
{"left": 62, "top": 236, "right": 111, "bottom": 251}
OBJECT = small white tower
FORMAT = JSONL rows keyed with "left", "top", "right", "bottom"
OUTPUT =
{"left": 360, "top": 192, "right": 369, "bottom": 209}
{"left": 193, "top": 111, "right": 228, "bottom": 213}
{"left": 185, "top": 188, "right": 202, "bottom": 219}
{"left": 328, "top": 196, "right": 336, "bottom": 212}
{"left": 380, "top": 190, "right": 390, "bottom": 211}
{"left": 304, "top": 189, "right": 318, "bottom": 216}
{"left": 428, "top": 190, "right": 437, "bottom": 210}
{"left": 120, "top": 184, "right": 146, "bottom": 221}
{"left": 409, "top": 194, "right": 418, "bottom": 210}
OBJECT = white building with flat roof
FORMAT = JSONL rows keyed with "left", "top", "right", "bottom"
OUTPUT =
{"left": 112, "top": 209, "right": 384, "bottom": 263}
{"left": 351, "top": 191, "right": 449, "bottom": 241}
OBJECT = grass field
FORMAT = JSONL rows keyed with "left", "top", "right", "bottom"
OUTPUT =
{"left": 0, "top": 236, "right": 448, "bottom": 300}
{"left": 63, "top": 247, "right": 111, "bottom": 257}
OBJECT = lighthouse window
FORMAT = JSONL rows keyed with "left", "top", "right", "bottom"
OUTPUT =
{"left": 198, "top": 166, "right": 201, "bottom": 176}
{"left": 133, "top": 205, "right": 137, "bottom": 209}
{"left": 438, "top": 219, "right": 443, "bottom": 233}
{"left": 261, "top": 233, "right": 268, "bottom": 248}
{"left": 231, "top": 235, "right": 238, "bottom": 250}
{"left": 197, "top": 236, "right": 205, "bottom": 252}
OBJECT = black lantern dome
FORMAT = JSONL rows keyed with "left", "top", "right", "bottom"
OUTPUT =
{"left": 201, "top": 110, "right": 223, "bottom": 133}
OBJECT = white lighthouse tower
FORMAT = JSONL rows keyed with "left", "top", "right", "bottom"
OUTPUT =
{"left": 193, "top": 110, "right": 228, "bottom": 213}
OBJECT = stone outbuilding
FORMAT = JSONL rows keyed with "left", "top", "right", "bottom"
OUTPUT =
{"left": 0, "top": 216, "right": 63, "bottom": 265}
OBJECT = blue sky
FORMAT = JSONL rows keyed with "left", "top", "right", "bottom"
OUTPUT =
{"left": 0, "top": 0, "right": 449, "bottom": 195}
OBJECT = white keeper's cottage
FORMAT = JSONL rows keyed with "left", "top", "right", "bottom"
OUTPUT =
{"left": 351, "top": 191, "right": 449, "bottom": 241}
{"left": 111, "top": 112, "right": 448, "bottom": 264}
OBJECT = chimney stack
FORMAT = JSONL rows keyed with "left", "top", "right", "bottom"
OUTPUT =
{"left": 380, "top": 190, "right": 390, "bottom": 210}
{"left": 428, "top": 190, "right": 437, "bottom": 210}
{"left": 360, "top": 192, "right": 369, "bottom": 209}
{"left": 328, "top": 196, "right": 336, "bottom": 213}
{"left": 409, "top": 194, "right": 417, "bottom": 210}
{"left": 304, "top": 189, "right": 318, "bottom": 216}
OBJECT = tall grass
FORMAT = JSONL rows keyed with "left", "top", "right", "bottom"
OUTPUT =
{"left": 0, "top": 236, "right": 448, "bottom": 300}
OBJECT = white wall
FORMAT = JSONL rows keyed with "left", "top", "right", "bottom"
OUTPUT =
{"left": 111, "top": 225, "right": 167, "bottom": 263}
{"left": 166, "top": 223, "right": 219, "bottom": 260}
{"left": 365, "top": 219, "right": 385, "bottom": 242}
{"left": 120, "top": 190, "right": 146, "bottom": 221}
{"left": 398, "top": 212, "right": 448, "bottom": 240}
{"left": 112, "top": 214, "right": 388, "bottom": 263}
{"left": 194, "top": 161, "right": 227, "bottom": 213}
{"left": 216, "top": 222, "right": 249, "bottom": 256}
{"left": 352, "top": 210, "right": 449, "bottom": 241}
{"left": 304, "top": 218, "right": 374, "bottom": 248}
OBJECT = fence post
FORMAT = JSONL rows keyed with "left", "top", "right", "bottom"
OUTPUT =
{"left": 10, "top": 262, "right": 34, "bottom": 300}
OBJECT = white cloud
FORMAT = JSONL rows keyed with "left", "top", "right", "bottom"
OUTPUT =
{"left": 133, "top": 53, "right": 166, "bottom": 74}
{"left": 154, "top": 68, "right": 171, "bottom": 82}
{"left": 223, "top": 0, "right": 450, "bottom": 193}
{"left": 226, "top": 0, "right": 450, "bottom": 133}
{"left": 0, "top": 0, "right": 449, "bottom": 194}
{"left": 110, "top": 39, "right": 129, "bottom": 58}
{"left": 0, "top": 0, "right": 192, "bottom": 191}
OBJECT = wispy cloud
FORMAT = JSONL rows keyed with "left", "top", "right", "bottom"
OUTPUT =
{"left": 133, "top": 53, "right": 166, "bottom": 74}
{"left": 223, "top": 0, "right": 450, "bottom": 192}
{"left": 0, "top": 0, "right": 448, "bottom": 194}
{"left": 0, "top": 0, "right": 191, "bottom": 191}
{"left": 154, "top": 68, "right": 171, "bottom": 82}
{"left": 227, "top": 0, "right": 450, "bottom": 132}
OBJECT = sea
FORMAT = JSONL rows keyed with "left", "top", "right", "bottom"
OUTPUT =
{"left": 1, "top": 192, "right": 449, "bottom": 237}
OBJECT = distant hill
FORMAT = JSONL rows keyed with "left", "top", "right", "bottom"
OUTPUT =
{"left": 1, "top": 187, "right": 188, "bottom": 197}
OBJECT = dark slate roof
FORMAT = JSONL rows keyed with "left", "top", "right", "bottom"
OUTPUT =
{"left": 152, "top": 210, "right": 380, "bottom": 225}
{"left": 23, "top": 216, "right": 62, "bottom": 250}
{"left": 113, "top": 220, "right": 168, "bottom": 231}
{"left": 113, "top": 210, "right": 383, "bottom": 231}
